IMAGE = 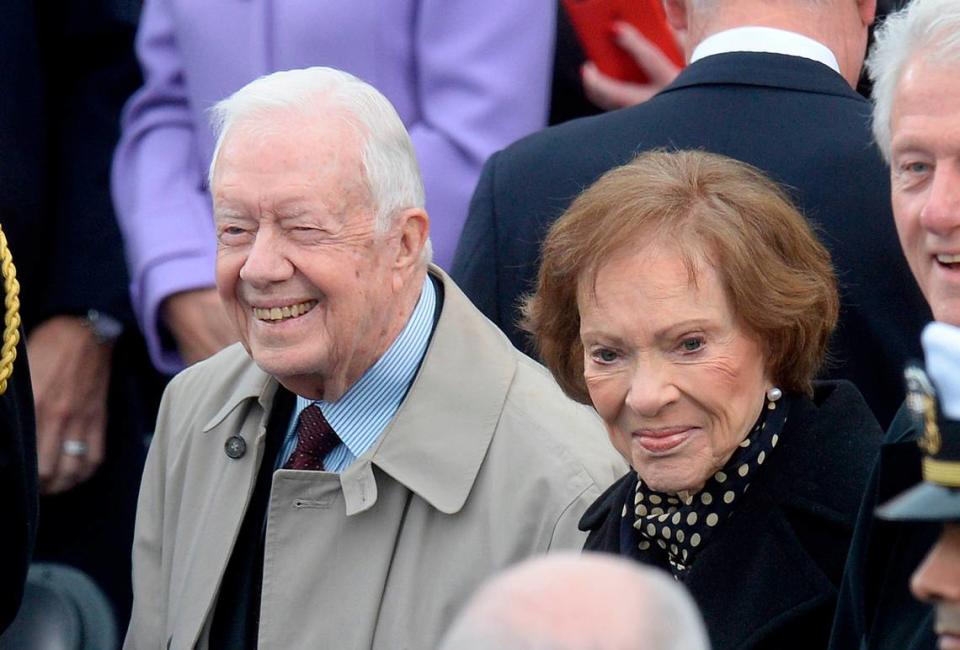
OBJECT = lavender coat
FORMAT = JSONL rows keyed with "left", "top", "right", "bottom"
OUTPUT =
{"left": 112, "top": 0, "right": 554, "bottom": 373}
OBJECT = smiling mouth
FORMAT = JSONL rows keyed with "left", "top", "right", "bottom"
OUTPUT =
{"left": 936, "top": 253, "right": 960, "bottom": 268}
{"left": 252, "top": 300, "right": 318, "bottom": 322}
{"left": 936, "top": 632, "right": 960, "bottom": 650}
{"left": 635, "top": 427, "right": 694, "bottom": 453}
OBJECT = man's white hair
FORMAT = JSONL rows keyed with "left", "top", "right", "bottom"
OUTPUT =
{"left": 867, "top": 0, "right": 960, "bottom": 162}
{"left": 438, "top": 553, "right": 711, "bottom": 650}
{"left": 208, "top": 66, "right": 431, "bottom": 261}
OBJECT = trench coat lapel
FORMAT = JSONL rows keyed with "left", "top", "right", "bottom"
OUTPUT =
{"left": 371, "top": 268, "right": 516, "bottom": 514}
{"left": 170, "top": 361, "right": 278, "bottom": 649}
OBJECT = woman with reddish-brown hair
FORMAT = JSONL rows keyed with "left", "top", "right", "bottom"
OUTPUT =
{"left": 523, "top": 150, "right": 882, "bottom": 650}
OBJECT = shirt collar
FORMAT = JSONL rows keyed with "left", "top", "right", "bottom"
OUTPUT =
{"left": 293, "top": 275, "right": 436, "bottom": 459}
{"left": 691, "top": 27, "right": 840, "bottom": 74}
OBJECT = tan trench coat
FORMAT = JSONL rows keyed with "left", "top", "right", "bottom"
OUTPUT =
{"left": 124, "top": 269, "right": 624, "bottom": 649}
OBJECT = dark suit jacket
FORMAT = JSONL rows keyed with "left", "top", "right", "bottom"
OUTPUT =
{"left": 0, "top": 329, "right": 37, "bottom": 632}
{"left": 580, "top": 381, "right": 882, "bottom": 650}
{"left": 1, "top": 0, "right": 141, "bottom": 329}
{"left": 452, "top": 52, "right": 930, "bottom": 428}
{"left": 829, "top": 405, "right": 939, "bottom": 650}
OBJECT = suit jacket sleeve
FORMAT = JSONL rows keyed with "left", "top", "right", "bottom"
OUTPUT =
{"left": 410, "top": 0, "right": 554, "bottom": 268}
{"left": 451, "top": 152, "right": 503, "bottom": 324}
{"left": 111, "top": 0, "right": 217, "bottom": 374}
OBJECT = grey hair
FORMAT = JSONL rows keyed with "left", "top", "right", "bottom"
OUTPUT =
{"left": 867, "top": 0, "right": 960, "bottom": 161}
{"left": 438, "top": 554, "right": 710, "bottom": 650}
{"left": 208, "top": 66, "right": 431, "bottom": 262}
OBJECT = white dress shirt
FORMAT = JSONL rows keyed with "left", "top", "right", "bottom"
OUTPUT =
{"left": 691, "top": 26, "right": 840, "bottom": 74}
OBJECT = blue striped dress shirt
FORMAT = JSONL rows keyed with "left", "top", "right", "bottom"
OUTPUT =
{"left": 277, "top": 277, "right": 437, "bottom": 472}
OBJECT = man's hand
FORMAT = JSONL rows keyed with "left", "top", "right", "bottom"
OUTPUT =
{"left": 581, "top": 22, "right": 681, "bottom": 111}
{"left": 162, "top": 288, "right": 237, "bottom": 366}
{"left": 27, "top": 316, "right": 113, "bottom": 494}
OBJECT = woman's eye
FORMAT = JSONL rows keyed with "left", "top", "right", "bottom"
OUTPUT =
{"left": 593, "top": 349, "right": 619, "bottom": 364}
{"left": 679, "top": 337, "right": 704, "bottom": 353}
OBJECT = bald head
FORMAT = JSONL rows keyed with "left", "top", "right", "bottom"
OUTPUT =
{"left": 438, "top": 553, "right": 710, "bottom": 650}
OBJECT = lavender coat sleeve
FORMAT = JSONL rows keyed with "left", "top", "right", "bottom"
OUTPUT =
{"left": 111, "top": 0, "right": 218, "bottom": 375}
{"left": 111, "top": 0, "right": 554, "bottom": 374}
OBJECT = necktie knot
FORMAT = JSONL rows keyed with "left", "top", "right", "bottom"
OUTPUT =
{"left": 283, "top": 403, "right": 341, "bottom": 471}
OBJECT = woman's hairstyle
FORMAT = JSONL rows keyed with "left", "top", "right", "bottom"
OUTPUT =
{"left": 522, "top": 149, "right": 839, "bottom": 404}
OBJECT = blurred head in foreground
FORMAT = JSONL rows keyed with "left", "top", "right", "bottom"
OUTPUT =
{"left": 438, "top": 552, "right": 709, "bottom": 650}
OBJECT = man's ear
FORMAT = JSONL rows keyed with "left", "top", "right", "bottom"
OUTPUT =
{"left": 663, "top": 0, "right": 688, "bottom": 34}
{"left": 663, "top": 0, "right": 690, "bottom": 57}
{"left": 858, "top": 0, "right": 877, "bottom": 27}
{"left": 392, "top": 208, "right": 430, "bottom": 272}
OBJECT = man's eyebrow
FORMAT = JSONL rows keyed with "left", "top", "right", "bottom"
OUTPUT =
{"left": 276, "top": 206, "right": 312, "bottom": 220}
{"left": 213, "top": 206, "right": 249, "bottom": 220}
{"left": 891, "top": 134, "right": 932, "bottom": 155}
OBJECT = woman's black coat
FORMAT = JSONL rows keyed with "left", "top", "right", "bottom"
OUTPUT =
{"left": 580, "top": 381, "right": 882, "bottom": 650}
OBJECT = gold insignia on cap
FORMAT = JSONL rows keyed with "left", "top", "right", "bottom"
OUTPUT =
{"left": 905, "top": 365, "right": 941, "bottom": 456}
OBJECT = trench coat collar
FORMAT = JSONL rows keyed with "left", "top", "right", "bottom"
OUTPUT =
{"left": 349, "top": 266, "right": 516, "bottom": 515}
{"left": 201, "top": 349, "right": 279, "bottom": 432}
{"left": 199, "top": 266, "right": 515, "bottom": 516}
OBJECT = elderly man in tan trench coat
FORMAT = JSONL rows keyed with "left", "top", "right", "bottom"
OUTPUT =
{"left": 123, "top": 67, "right": 624, "bottom": 650}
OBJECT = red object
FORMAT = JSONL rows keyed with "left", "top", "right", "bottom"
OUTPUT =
{"left": 563, "top": 0, "right": 685, "bottom": 83}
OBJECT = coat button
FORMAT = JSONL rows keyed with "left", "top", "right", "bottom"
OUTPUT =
{"left": 224, "top": 436, "right": 246, "bottom": 459}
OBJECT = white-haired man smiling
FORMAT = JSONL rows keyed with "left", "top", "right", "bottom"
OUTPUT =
{"left": 123, "top": 67, "right": 623, "bottom": 650}
{"left": 831, "top": 1, "right": 960, "bottom": 648}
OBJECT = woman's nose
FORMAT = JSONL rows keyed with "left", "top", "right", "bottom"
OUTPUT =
{"left": 624, "top": 360, "right": 679, "bottom": 417}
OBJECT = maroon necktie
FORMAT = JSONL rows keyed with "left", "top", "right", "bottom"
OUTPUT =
{"left": 283, "top": 403, "right": 341, "bottom": 471}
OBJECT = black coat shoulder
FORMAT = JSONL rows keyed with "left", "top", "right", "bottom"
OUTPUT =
{"left": 0, "top": 328, "right": 37, "bottom": 631}
{"left": 830, "top": 403, "right": 939, "bottom": 650}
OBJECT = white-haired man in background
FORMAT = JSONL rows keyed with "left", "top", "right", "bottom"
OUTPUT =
{"left": 123, "top": 67, "right": 623, "bottom": 650}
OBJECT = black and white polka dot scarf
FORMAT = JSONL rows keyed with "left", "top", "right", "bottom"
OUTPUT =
{"left": 619, "top": 391, "right": 791, "bottom": 578}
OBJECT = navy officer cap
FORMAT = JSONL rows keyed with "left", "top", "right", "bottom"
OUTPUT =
{"left": 877, "top": 326, "right": 960, "bottom": 523}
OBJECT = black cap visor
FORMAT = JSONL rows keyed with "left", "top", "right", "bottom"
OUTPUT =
{"left": 876, "top": 482, "right": 960, "bottom": 522}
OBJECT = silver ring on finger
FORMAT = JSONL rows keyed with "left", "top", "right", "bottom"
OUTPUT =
{"left": 62, "top": 439, "right": 89, "bottom": 457}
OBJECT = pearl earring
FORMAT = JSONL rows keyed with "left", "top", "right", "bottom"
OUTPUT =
{"left": 766, "top": 387, "right": 782, "bottom": 402}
